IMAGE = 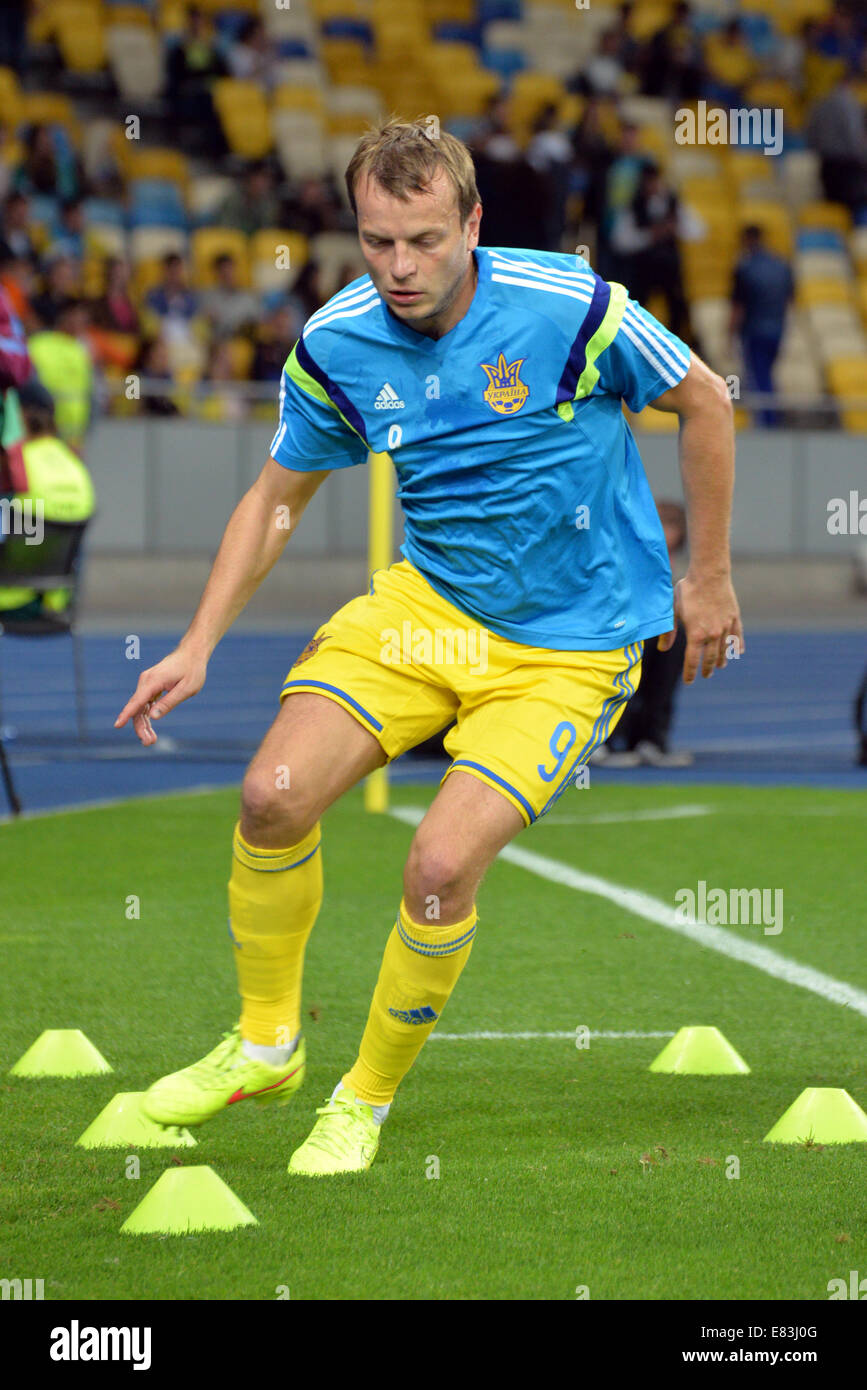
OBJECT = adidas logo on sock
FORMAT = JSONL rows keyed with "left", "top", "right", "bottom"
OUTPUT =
{"left": 374, "top": 382, "right": 405, "bottom": 410}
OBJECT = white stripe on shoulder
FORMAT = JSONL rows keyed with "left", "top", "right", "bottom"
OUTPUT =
{"left": 490, "top": 253, "right": 596, "bottom": 289}
{"left": 623, "top": 304, "right": 690, "bottom": 373}
{"left": 618, "top": 319, "right": 681, "bottom": 388}
{"left": 491, "top": 273, "right": 594, "bottom": 305}
{"left": 305, "top": 281, "right": 378, "bottom": 329}
{"left": 304, "top": 294, "right": 382, "bottom": 336}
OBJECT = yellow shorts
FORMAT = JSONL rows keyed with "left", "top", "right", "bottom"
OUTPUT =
{"left": 280, "top": 559, "right": 642, "bottom": 827}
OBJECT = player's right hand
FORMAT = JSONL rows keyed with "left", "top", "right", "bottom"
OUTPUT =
{"left": 114, "top": 647, "right": 207, "bottom": 746}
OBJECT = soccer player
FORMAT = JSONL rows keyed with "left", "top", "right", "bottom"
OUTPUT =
{"left": 115, "top": 121, "right": 743, "bottom": 1176}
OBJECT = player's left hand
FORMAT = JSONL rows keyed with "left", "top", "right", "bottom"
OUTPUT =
{"left": 657, "top": 572, "right": 744, "bottom": 685}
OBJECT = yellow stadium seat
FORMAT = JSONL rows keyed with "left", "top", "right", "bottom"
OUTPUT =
{"left": 191, "top": 228, "right": 251, "bottom": 288}
{"left": 434, "top": 71, "right": 500, "bottom": 121}
{"left": 127, "top": 147, "right": 190, "bottom": 190}
{"left": 796, "top": 278, "right": 853, "bottom": 308}
{"left": 0, "top": 67, "right": 20, "bottom": 124}
{"left": 798, "top": 201, "right": 852, "bottom": 236}
{"left": 17, "top": 92, "right": 80, "bottom": 141}
{"left": 212, "top": 80, "right": 273, "bottom": 158}
{"left": 272, "top": 86, "right": 324, "bottom": 114}
{"left": 424, "top": 42, "right": 480, "bottom": 73}
{"left": 104, "top": 5, "right": 153, "bottom": 26}
{"left": 326, "top": 113, "right": 374, "bottom": 137}
{"left": 737, "top": 201, "right": 794, "bottom": 258}
{"left": 857, "top": 279, "right": 867, "bottom": 331}
{"left": 56, "top": 6, "right": 106, "bottom": 74}
{"left": 225, "top": 336, "right": 255, "bottom": 379}
{"left": 133, "top": 258, "right": 165, "bottom": 303}
{"left": 250, "top": 229, "right": 309, "bottom": 293}
{"left": 681, "top": 176, "right": 735, "bottom": 211}
{"left": 320, "top": 39, "right": 373, "bottom": 85}
{"left": 826, "top": 355, "right": 867, "bottom": 430}
{"left": 627, "top": 3, "right": 675, "bottom": 41}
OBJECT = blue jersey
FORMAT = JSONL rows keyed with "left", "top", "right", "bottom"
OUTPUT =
{"left": 270, "top": 246, "right": 690, "bottom": 651}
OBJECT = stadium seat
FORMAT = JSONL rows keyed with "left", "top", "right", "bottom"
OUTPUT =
{"left": 188, "top": 176, "right": 235, "bottom": 227}
{"left": 213, "top": 80, "right": 273, "bottom": 159}
{"left": 250, "top": 229, "right": 309, "bottom": 294}
{"left": 191, "top": 228, "right": 251, "bottom": 288}
{"left": 126, "top": 148, "right": 189, "bottom": 192}
{"left": 737, "top": 201, "right": 794, "bottom": 258}
{"left": 56, "top": 5, "right": 107, "bottom": 73}
{"left": 129, "top": 179, "right": 187, "bottom": 231}
{"left": 826, "top": 356, "right": 867, "bottom": 431}
{"left": 17, "top": 94, "right": 80, "bottom": 143}
{"left": 275, "top": 60, "right": 327, "bottom": 90}
{"left": 272, "top": 85, "right": 325, "bottom": 115}
{"left": 794, "top": 250, "right": 851, "bottom": 282}
{"left": 325, "top": 86, "right": 384, "bottom": 121}
{"left": 852, "top": 228, "right": 867, "bottom": 272}
{"left": 799, "top": 202, "right": 852, "bottom": 236}
{"left": 310, "top": 230, "right": 366, "bottom": 298}
{"left": 796, "top": 278, "right": 852, "bottom": 309}
{"left": 106, "top": 24, "right": 163, "bottom": 101}
{"left": 130, "top": 226, "right": 188, "bottom": 264}
{"left": 780, "top": 149, "right": 822, "bottom": 208}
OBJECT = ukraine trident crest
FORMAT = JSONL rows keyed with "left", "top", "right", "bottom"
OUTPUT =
{"left": 480, "top": 352, "right": 530, "bottom": 415}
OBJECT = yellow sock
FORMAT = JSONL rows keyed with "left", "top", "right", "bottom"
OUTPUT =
{"left": 228, "top": 820, "right": 323, "bottom": 1047}
{"left": 344, "top": 897, "right": 477, "bottom": 1105}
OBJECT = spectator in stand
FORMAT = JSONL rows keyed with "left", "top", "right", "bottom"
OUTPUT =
{"left": 90, "top": 257, "right": 140, "bottom": 335}
{"left": 0, "top": 379, "right": 96, "bottom": 624}
{"left": 730, "top": 224, "right": 794, "bottom": 428}
{"left": 252, "top": 301, "right": 302, "bottom": 383}
{"left": 610, "top": 162, "right": 693, "bottom": 341}
{"left": 217, "top": 161, "right": 283, "bottom": 235}
{"left": 145, "top": 252, "right": 198, "bottom": 323}
{"left": 0, "top": 245, "right": 37, "bottom": 330}
{"left": 607, "top": 4, "right": 642, "bottom": 78}
{"left": 641, "top": 2, "right": 703, "bottom": 101}
{"left": 283, "top": 175, "right": 344, "bottom": 237}
{"left": 199, "top": 252, "right": 260, "bottom": 340}
{"left": 31, "top": 254, "right": 79, "bottom": 330}
{"left": 469, "top": 93, "right": 521, "bottom": 163}
{"left": 571, "top": 96, "right": 616, "bottom": 239}
{"left": 526, "top": 105, "right": 573, "bottom": 251}
{"left": 227, "top": 17, "right": 278, "bottom": 89}
{"left": 805, "top": 74, "right": 867, "bottom": 218}
{"left": 287, "top": 260, "right": 326, "bottom": 323}
{"left": 0, "top": 280, "right": 33, "bottom": 498}
{"left": 197, "top": 339, "right": 246, "bottom": 422}
{"left": 703, "top": 19, "right": 759, "bottom": 105}
{"left": 28, "top": 297, "right": 94, "bottom": 449}
{"left": 599, "top": 122, "right": 650, "bottom": 279}
{"left": 166, "top": 7, "right": 228, "bottom": 158}
{"left": 134, "top": 337, "right": 180, "bottom": 417}
{"left": 47, "top": 196, "right": 85, "bottom": 265}
{"left": 1, "top": 191, "right": 37, "bottom": 263}
{"left": 13, "top": 123, "right": 80, "bottom": 201}
{"left": 573, "top": 29, "right": 628, "bottom": 98}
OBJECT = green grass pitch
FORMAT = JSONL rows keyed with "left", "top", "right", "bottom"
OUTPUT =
{"left": 1, "top": 781, "right": 865, "bottom": 1300}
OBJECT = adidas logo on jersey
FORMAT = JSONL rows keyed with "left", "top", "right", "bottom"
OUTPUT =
{"left": 374, "top": 382, "right": 405, "bottom": 410}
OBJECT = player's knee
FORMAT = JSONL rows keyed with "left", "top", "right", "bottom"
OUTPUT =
{"left": 403, "top": 835, "right": 468, "bottom": 907}
{"left": 240, "top": 768, "right": 317, "bottom": 845}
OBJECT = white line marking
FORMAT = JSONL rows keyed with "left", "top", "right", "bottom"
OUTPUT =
{"left": 429, "top": 1030, "right": 676, "bottom": 1042}
{"left": 541, "top": 804, "right": 712, "bottom": 826}
{"left": 0, "top": 783, "right": 230, "bottom": 825}
{"left": 389, "top": 806, "right": 867, "bottom": 1019}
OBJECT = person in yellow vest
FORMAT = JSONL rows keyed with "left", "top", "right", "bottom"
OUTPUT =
{"left": 26, "top": 297, "right": 94, "bottom": 449}
{"left": 0, "top": 378, "right": 95, "bottom": 621}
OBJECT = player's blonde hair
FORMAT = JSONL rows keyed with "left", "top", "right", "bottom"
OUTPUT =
{"left": 344, "top": 118, "right": 480, "bottom": 226}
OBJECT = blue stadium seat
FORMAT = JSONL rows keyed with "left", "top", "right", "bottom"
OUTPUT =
{"left": 481, "top": 49, "right": 526, "bottom": 80}
{"left": 477, "top": 0, "right": 522, "bottom": 22}
{"left": 128, "top": 179, "right": 187, "bottom": 231}
{"left": 83, "top": 198, "right": 126, "bottom": 228}
{"left": 796, "top": 228, "right": 846, "bottom": 252}
{"left": 433, "top": 22, "right": 482, "bottom": 47}
{"left": 322, "top": 19, "right": 373, "bottom": 45}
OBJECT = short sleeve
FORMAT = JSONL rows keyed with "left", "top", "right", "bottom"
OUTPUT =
{"left": 269, "top": 366, "right": 368, "bottom": 472}
{"left": 596, "top": 296, "right": 692, "bottom": 413}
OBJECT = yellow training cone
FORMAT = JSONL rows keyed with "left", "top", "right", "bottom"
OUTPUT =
{"left": 120, "top": 1166, "right": 258, "bottom": 1235}
{"left": 9, "top": 1029, "right": 113, "bottom": 1078}
{"left": 76, "top": 1093, "right": 197, "bottom": 1149}
{"left": 649, "top": 1026, "right": 750, "bottom": 1075}
{"left": 763, "top": 1088, "right": 867, "bottom": 1144}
